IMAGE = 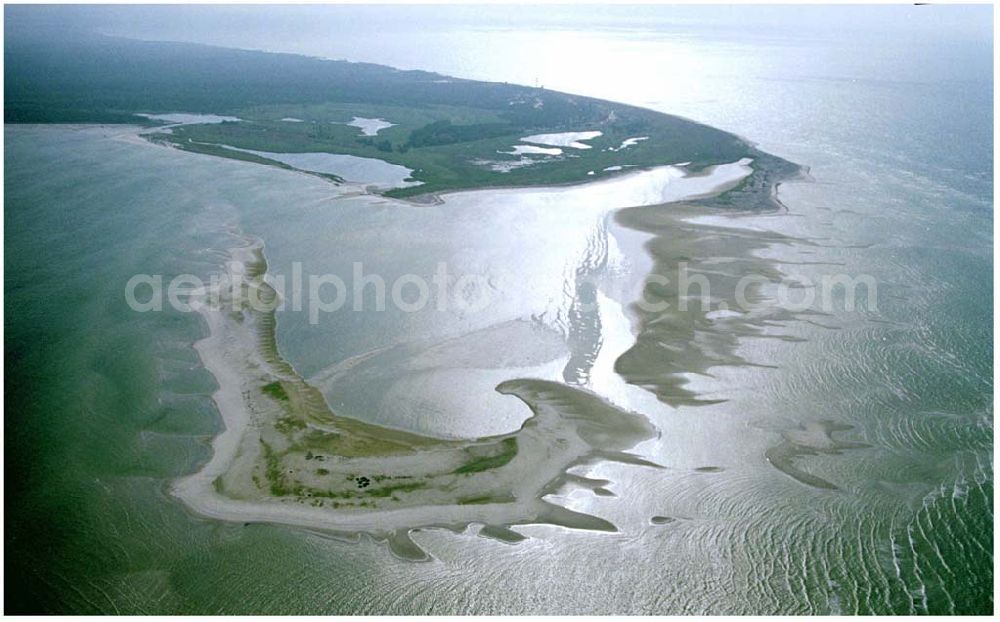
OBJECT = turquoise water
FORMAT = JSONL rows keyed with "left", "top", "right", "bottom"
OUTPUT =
{"left": 5, "top": 6, "right": 993, "bottom": 614}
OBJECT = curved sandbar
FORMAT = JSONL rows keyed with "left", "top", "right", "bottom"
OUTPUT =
{"left": 172, "top": 161, "right": 760, "bottom": 559}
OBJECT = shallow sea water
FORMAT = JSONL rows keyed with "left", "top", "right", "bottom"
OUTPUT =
{"left": 5, "top": 5, "right": 993, "bottom": 614}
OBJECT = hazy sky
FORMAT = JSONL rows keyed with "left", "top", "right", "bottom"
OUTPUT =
{"left": 8, "top": 4, "right": 993, "bottom": 54}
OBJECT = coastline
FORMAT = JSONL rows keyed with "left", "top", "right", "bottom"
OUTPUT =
{"left": 167, "top": 146, "right": 787, "bottom": 558}
{"left": 6, "top": 6, "right": 993, "bottom": 611}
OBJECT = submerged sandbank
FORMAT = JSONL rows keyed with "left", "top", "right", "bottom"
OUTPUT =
{"left": 172, "top": 157, "right": 763, "bottom": 559}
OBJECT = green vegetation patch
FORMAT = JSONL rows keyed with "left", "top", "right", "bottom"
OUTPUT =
{"left": 454, "top": 437, "right": 518, "bottom": 474}
{"left": 367, "top": 481, "right": 427, "bottom": 498}
{"left": 407, "top": 120, "right": 512, "bottom": 147}
{"left": 261, "top": 381, "right": 289, "bottom": 402}
{"left": 260, "top": 439, "right": 291, "bottom": 497}
{"left": 457, "top": 493, "right": 515, "bottom": 505}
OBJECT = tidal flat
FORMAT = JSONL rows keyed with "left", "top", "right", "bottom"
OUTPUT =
{"left": 170, "top": 146, "right": 780, "bottom": 560}
{"left": 6, "top": 108, "right": 990, "bottom": 612}
{"left": 7, "top": 6, "right": 991, "bottom": 612}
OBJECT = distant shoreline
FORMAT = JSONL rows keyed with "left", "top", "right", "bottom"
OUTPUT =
{"left": 6, "top": 28, "right": 803, "bottom": 200}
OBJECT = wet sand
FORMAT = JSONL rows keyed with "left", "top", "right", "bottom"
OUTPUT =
{"left": 170, "top": 153, "right": 769, "bottom": 559}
